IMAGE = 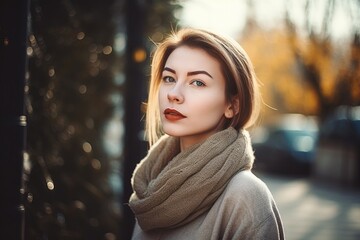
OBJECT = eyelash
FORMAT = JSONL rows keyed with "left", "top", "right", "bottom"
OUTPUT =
{"left": 191, "top": 80, "right": 206, "bottom": 87}
{"left": 162, "top": 76, "right": 175, "bottom": 83}
{"left": 162, "top": 76, "right": 206, "bottom": 87}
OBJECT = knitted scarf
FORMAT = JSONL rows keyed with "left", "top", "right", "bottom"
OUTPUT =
{"left": 129, "top": 127, "right": 254, "bottom": 231}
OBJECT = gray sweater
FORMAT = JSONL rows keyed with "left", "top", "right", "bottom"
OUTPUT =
{"left": 131, "top": 170, "right": 285, "bottom": 240}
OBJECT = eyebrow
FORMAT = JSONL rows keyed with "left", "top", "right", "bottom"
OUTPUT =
{"left": 163, "top": 67, "right": 213, "bottom": 79}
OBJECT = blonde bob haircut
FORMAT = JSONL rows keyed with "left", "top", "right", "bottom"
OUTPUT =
{"left": 146, "top": 28, "right": 261, "bottom": 146}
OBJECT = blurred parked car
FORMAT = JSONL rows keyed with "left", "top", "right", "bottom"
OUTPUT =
{"left": 251, "top": 114, "right": 318, "bottom": 174}
{"left": 314, "top": 106, "right": 360, "bottom": 188}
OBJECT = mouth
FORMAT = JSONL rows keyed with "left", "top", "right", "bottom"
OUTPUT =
{"left": 164, "top": 108, "right": 186, "bottom": 121}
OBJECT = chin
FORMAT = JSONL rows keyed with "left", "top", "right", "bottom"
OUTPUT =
{"left": 162, "top": 125, "right": 187, "bottom": 137}
{"left": 162, "top": 128, "right": 183, "bottom": 137}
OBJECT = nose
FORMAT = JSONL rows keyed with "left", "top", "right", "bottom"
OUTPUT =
{"left": 167, "top": 85, "right": 184, "bottom": 103}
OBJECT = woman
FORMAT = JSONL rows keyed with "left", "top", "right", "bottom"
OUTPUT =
{"left": 129, "top": 28, "right": 284, "bottom": 240}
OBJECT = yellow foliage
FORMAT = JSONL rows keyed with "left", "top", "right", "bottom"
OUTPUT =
{"left": 239, "top": 27, "right": 318, "bottom": 117}
{"left": 299, "top": 39, "right": 338, "bottom": 99}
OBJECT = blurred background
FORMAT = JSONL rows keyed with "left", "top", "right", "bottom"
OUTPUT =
{"left": 0, "top": 0, "right": 359, "bottom": 239}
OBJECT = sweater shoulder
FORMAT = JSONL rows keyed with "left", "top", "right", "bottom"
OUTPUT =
{"left": 224, "top": 170, "right": 272, "bottom": 201}
{"left": 219, "top": 170, "right": 278, "bottom": 222}
{"left": 206, "top": 171, "right": 283, "bottom": 239}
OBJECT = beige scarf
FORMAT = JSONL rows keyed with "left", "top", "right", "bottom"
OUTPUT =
{"left": 129, "top": 127, "right": 254, "bottom": 231}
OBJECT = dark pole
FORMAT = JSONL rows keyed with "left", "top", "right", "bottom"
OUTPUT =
{"left": 122, "top": 0, "right": 148, "bottom": 239}
{"left": 0, "top": 0, "right": 29, "bottom": 239}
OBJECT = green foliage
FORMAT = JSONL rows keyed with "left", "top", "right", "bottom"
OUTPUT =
{"left": 26, "top": 0, "right": 120, "bottom": 239}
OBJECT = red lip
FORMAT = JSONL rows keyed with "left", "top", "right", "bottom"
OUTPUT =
{"left": 164, "top": 108, "right": 186, "bottom": 121}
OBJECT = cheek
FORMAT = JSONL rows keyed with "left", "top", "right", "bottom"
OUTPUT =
{"left": 189, "top": 93, "right": 227, "bottom": 117}
{"left": 158, "top": 87, "right": 167, "bottom": 108}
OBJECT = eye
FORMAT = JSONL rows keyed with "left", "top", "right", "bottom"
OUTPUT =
{"left": 191, "top": 80, "right": 206, "bottom": 87}
{"left": 162, "top": 76, "right": 176, "bottom": 83}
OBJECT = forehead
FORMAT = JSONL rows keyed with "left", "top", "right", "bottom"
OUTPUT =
{"left": 164, "top": 45, "right": 221, "bottom": 73}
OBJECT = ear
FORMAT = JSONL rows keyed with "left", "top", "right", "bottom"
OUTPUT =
{"left": 224, "top": 97, "right": 239, "bottom": 119}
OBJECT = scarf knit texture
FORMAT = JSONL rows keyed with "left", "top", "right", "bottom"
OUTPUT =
{"left": 129, "top": 127, "right": 254, "bottom": 231}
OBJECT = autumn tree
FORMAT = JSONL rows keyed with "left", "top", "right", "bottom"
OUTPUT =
{"left": 285, "top": 0, "right": 360, "bottom": 119}
{"left": 239, "top": 21, "right": 319, "bottom": 118}
{"left": 239, "top": 0, "right": 359, "bottom": 121}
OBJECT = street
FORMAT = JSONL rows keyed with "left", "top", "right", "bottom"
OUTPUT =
{"left": 257, "top": 171, "right": 360, "bottom": 240}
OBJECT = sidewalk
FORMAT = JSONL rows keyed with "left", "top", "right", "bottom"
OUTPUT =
{"left": 258, "top": 172, "right": 360, "bottom": 240}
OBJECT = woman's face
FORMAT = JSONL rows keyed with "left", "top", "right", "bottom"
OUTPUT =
{"left": 159, "top": 45, "right": 233, "bottom": 150}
